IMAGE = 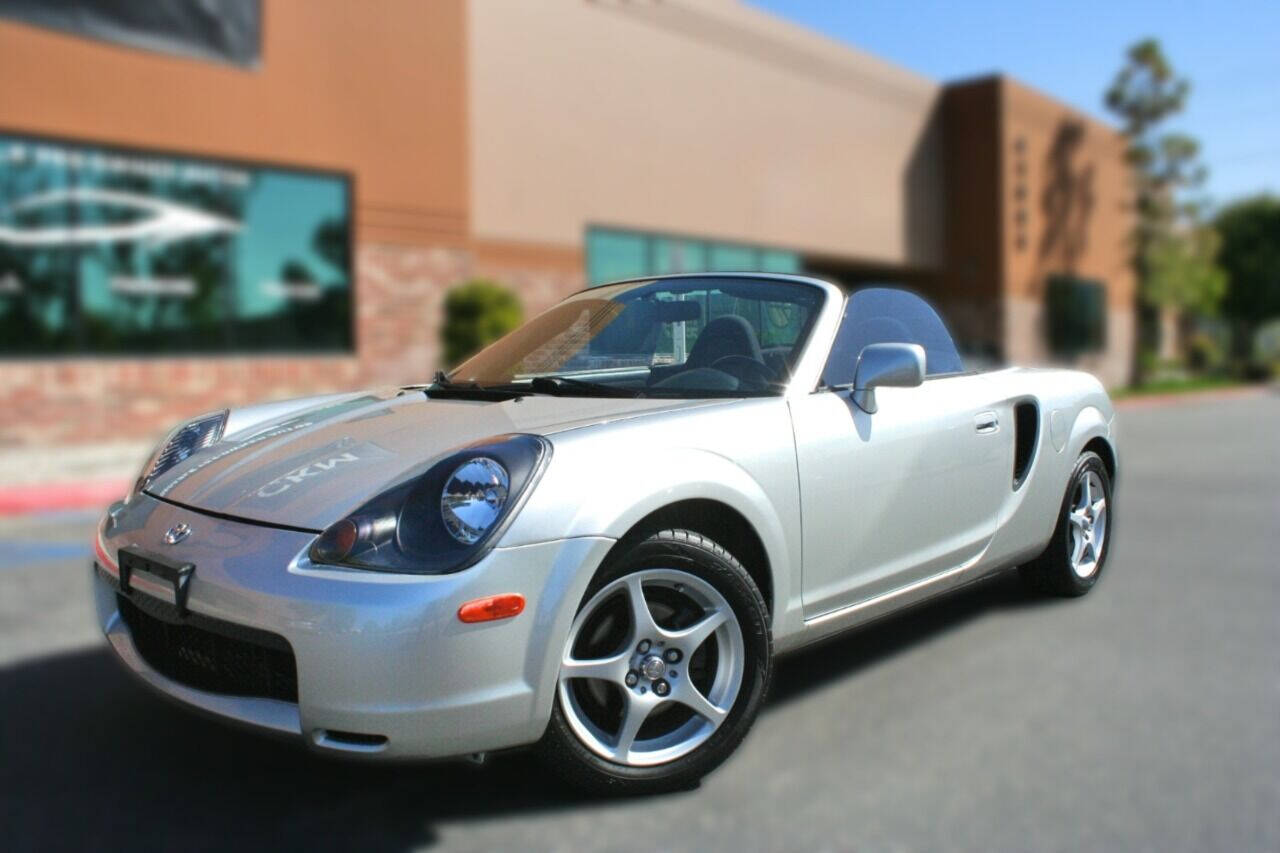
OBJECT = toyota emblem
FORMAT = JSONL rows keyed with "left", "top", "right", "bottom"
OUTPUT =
{"left": 163, "top": 522, "right": 192, "bottom": 545}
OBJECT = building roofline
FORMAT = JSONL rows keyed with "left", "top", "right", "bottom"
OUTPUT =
{"left": 942, "top": 73, "right": 1125, "bottom": 140}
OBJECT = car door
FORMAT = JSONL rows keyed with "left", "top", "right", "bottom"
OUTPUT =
{"left": 792, "top": 289, "right": 1012, "bottom": 619}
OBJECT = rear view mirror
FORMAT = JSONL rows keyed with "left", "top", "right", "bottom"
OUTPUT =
{"left": 652, "top": 300, "right": 701, "bottom": 323}
{"left": 851, "top": 343, "right": 925, "bottom": 413}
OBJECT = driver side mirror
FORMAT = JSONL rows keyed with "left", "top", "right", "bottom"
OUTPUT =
{"left": 851, "top": 343, "right": 925, "bottom": 413}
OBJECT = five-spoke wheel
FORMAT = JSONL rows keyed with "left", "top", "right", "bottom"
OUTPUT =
{"left": 558, "top": 568, "right": 744, "bottom": 766}
{"left": 1020, "top": 450, "right": 1114, "bottom": 596}
{"left": 1067, "top": 469, "right": 1108, "bottom": 578}
{"left": 539, "top": 529, "right": 770, "bottom": 793}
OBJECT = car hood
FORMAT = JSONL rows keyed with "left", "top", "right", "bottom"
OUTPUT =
{"left": 143, "top": 391, "right": 720, "bottom": 531}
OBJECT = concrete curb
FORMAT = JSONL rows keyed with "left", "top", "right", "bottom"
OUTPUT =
{"left": 1113, "top": 385, "right": 1271, "bottom": 410}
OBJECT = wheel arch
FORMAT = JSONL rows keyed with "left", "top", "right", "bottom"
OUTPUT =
{"left": 1082, "top": 435, "right": 1117, "bottom": 485}
{"left": 1068, "top": 404, "right": 1118, "bottom": 489}
{"left": 602, "top": 499, "right": 775, "bottom": 621}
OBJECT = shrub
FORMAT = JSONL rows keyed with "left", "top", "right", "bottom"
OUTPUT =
{"left": 440, "top": 279, "right": 523, "bottom": 368}
{"left": 1185, "top": 331, "right": 1223, "bottom": 373}
{"left": 1254, "top": 319, "right": 1280, "bottom": 378}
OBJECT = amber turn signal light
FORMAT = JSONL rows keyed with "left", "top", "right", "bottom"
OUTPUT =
{"left": 457, "top": 593, "right": 526, "bottom": 623}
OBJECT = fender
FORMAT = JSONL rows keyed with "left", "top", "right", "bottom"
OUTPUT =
{"left": 982, "top": 389, "right": 1116, "bottom": 570}
{"left": 1066, "top": 404, "right": 1113, "bottom": 462}
{"left": 503, "top": 441, "right": 799, "bottom": 631}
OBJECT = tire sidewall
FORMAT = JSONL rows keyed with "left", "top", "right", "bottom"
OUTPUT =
{"left": 542, "top": 531, "right": 771, "bottom": 792}
{"left": 1056, "top": 451, "right": 1114, "bottom": 594}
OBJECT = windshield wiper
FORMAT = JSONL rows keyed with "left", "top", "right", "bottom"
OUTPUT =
{"left": 426, "top": 371, "right": 642, "bottom": 400}
{"left": 425, "top": 371, "right": 526, "bottom": 402}
{"left": 528, "top": 376, "right": 644, "bottom": 398}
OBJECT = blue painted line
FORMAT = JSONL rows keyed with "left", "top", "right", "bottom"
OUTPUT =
{"left": 0, "top": 541, "right": 91, "bottom": 571}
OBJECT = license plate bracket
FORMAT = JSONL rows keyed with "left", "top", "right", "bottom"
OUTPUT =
{"left": 118, "top": 546, "right": 195, "bottom": 615}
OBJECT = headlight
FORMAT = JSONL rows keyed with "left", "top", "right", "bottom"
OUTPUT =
{"left": 441, "top": 457, "right": 510, "bottom": 544}
{"left": 310, "top": 433, "right": 549, "bottom": 574}
{"left": 135, "top": 410, "right": 228, "bottom": 494}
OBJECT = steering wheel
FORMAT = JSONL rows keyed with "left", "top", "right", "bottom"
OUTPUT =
{"left": 710, "top": 355, "right": 776, "bottom": 389}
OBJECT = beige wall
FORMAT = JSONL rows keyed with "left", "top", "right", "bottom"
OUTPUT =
{"left": 469, "top": 0, "right": 945, "bottom": 268}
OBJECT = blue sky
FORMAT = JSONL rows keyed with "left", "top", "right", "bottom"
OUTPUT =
{"left": 750, "top": 0, "right": 1280, "bottom": 207}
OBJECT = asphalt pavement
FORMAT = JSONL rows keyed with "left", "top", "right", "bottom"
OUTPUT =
{"left": 1, "top": 393, "right": 1277, "bottom": 852}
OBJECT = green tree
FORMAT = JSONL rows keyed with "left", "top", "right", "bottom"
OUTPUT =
{"left": 1144, "top": 224, "right": 1227, "bottom": 316}
{"left": 1106, "top": 39, "right": 1223, "bottom": 365}
{"left": 1105, "top": 40, "right": 1197, "bottom": 222}
{"left": 441, "top": 279, "right": 522, "bottom": 367}
{"left": 1214, "top": 195, "right": 1280, "bottom": 359}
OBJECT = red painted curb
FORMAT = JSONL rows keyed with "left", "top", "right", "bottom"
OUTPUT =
{"left": 0, "top": 478, "right": 130, "bottom": 517}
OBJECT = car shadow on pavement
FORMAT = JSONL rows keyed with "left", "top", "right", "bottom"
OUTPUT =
{"left": 768, "top": 569, "right": 1057, "bottom": 708}
{"left": 0, "top": 571, "right": 1053, "bottom": 851}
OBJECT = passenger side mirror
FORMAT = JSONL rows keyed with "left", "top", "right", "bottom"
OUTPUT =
{"left": 851, "top": 343, "right": 925, "bottom": 413}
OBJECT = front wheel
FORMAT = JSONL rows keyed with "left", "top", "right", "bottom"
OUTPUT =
{"left": 1020, "top": 450, "right": 1113, "bottom": 596}
{"left": 538, "top": 529, "right": 771, "bottom": 794}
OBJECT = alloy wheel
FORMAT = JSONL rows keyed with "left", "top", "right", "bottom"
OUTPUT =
{"left": 1066, "top": 469, "right": 1107, "bottom": 577}
{"left": 557, "top": 568, "right": 745, "bottom": 766}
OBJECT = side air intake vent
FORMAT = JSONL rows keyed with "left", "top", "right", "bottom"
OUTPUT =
{"left": 1013, "top": 400, "right": 1039, "bottom": 490}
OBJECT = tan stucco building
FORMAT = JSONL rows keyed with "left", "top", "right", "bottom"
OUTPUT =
{"left": 0, "top": 0, "right": 1134, "bottom": 449}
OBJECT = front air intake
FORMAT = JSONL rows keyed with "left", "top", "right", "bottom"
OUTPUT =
{"left": 118, "top": 594, "right": 298, "bottom": 702}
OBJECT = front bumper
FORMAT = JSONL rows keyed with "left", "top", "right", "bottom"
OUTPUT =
{"left": 94, "top": 494, "right": 613, "bottom": 759}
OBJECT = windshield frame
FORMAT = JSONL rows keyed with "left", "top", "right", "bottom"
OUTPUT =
{"left": 444, "top": 273, "right": 834, "bottom": 400}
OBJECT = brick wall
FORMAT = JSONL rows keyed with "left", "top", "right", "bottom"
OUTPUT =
{"left": 470, "top": 239, "right": 586, "bottom": 322}
{"left": 0, "top": 357, "right": 363, "bottom": 448}
{"left": 0, "top": 242, "right": 482, "bottom": 448}
{"left": 355, "top": 244, "right": 471, "bottom": 387}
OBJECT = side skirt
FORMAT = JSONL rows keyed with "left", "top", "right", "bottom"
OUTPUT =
{"left": 782, "top": 555, "right": 1007, "bottom": 654}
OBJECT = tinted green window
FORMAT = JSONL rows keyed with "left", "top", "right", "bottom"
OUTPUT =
{"left": 759, "top": 249, "right": 802, "bottom": 273}
{"left": 707, "top": 243, "right": 757, "bottom": 272}
{"left": 585, "top": 227, "right": 801, "bottom": 286}
{"left": 585, "top": 229, "right": 647, "bottom": 286}
{"left": 1046, "top": 275, "right": 1106, "bottom": 354}
{"left": 651, "top": 237, "right": 706, "bottom": 276}
{"left": 0, "top": 133, "right": 352, "bottom": 356}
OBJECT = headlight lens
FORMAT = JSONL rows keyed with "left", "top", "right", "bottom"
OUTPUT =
{"left": 309, "top": 434, "right": 549, "bottom": 574}
{"left": 135, "top": 410, "right": 228, "bottom": 494}
{"left": 441, "top": 457, "right": 510, "bottom": 544}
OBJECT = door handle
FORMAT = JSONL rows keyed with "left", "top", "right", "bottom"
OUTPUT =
{"left": 974, "top": 411, "right": 999, "bottom": 434}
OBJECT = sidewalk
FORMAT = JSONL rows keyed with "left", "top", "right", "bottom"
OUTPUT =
{"left": 1112, "top": 384, "right": 1271, "bottom": 409}
{"left": 0, "top": 441, "right": 145, "bottom": 516}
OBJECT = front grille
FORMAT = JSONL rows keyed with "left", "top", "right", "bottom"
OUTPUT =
{"left": 117, "top": 594, "right": 298, "bottom": 702}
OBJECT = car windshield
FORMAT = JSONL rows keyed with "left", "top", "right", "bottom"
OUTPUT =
{"left": 446, "top": 276, "right": 825, "bottom": 398}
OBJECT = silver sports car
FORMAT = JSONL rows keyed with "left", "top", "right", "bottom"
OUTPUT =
{"left": 92, "top": 273, "right": 1117, "bottom": 793}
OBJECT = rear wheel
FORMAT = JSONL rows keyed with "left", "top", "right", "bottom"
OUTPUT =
{"left": 538, "top": 529, "right": 771, "bottom": 794}
{"left": 1020, "top": 450, "right": 1113, "bottom": 596}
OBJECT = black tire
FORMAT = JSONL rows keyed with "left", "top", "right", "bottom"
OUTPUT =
{"left": 537, "top": 529, "right": 772, "bottom": 795}
{"left": 1019, "top": 450, "right": 1114, "bottom": 597}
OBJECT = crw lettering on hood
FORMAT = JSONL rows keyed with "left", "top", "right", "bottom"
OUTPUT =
{"left": 257, "top": 452, "right": 360, "bottom": 498}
